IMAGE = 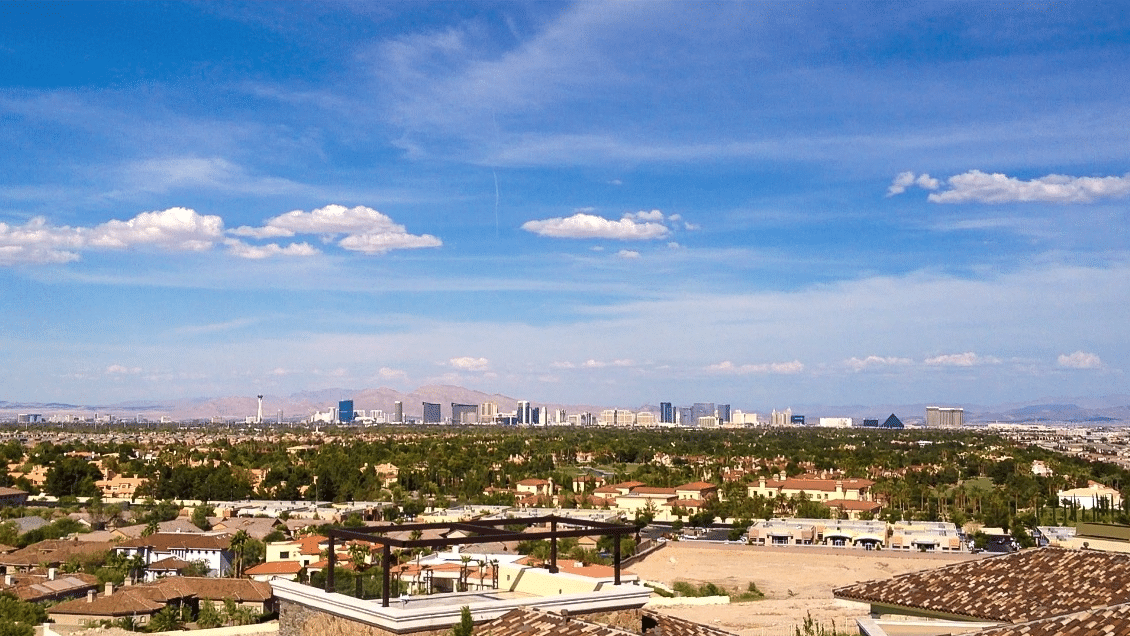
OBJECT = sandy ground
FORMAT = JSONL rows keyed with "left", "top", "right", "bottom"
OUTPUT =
{"left": 629, "top": 542, "right": 982, "bottom": 636}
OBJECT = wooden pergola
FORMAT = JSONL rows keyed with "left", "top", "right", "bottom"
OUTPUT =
{"left": 323, "top": 514, "right": 639, "bottom": 607}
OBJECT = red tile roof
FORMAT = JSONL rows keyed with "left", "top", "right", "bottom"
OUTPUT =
{"left": 953, "top": 603, "right": 1130, "bottom": 636}
{"left": 834, "top": 547, "right": 1130, "bottom": 623}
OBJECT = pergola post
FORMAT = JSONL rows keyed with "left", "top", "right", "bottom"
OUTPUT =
{"left": 382, "top": 545, "right": 391, "bottom": 607}
{"left": 326, "top": 536, "right": 335, "bottom": 592}
{"left": 549, "top": 518, "right": 559, "bottom": 573}
{"left": 613, "top": 534, "right": 621, "bottom": 585}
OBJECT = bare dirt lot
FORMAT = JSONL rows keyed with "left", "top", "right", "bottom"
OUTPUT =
{"left": 629, "top": 542, "right": 982, "bottom": 636}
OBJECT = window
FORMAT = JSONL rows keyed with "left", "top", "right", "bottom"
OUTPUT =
{"left": 279, "top": 551, "right": 290, "bottom": 559}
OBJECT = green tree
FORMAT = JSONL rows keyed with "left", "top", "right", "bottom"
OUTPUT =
{"left": 44, "top": 457, "right": 102, "bottom": 498}
{"left": 196, "top": 601, "right": 223, "bottom": 629}
{"left": 191, "top": 504, "right": 215, "bottom": 530}
{"left": 452, "top": 606, "right": 473, "bottom": 636}
{"left": 147, "top": 605, "right": 183, "bottom": 633}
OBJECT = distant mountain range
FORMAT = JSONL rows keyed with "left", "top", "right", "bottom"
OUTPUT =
{"left": 2, "top": 388, "right": 1129, "bottom": 424}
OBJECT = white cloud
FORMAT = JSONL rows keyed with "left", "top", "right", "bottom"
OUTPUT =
{"left": 708, "top": 360, "right": 805, "bottom": 375}
{"left": 887, "top": 171, "right": 940, "bottom": 196}
{"left": 521, "top": 212, "right": 670, "bottom": 240}
{"left": 87, "top": 207, "right": 224, "bottom": 251}
{"left": 924, "top": 352, "right": 1000, "bottom": 366}
{"left": 105, "top": 364, "right": 141, "bottom": 375}
{"left": 448, "top": 356, "right": 490, "bottom": 371}
{"left": 0, "top": 208, "right": 227, "bottom": 265}
{"left": 580, "top": 359, "right": 634, "bottom": 369}
{"left": 844, "top": 355, "right": 914, "bottom": 371}
{"left": 378, "top": 366, "right": 408, "bottom": 379}
{"left": 224, "top": 239, "right": 319, "bottom": 260}
{"left": 667, "top": 242, "right": 681, "bottom": 249}
{"left": 1057, "top": 351, "right": 1103, "bottom": 369}
{"left": 617, "top": 249, "right": 640, "bottom": 259}
{"left": 237, "top": 205, "right": 442, "bottom": 255}
{"left": 893, "top": 170, "right": 1130, "bottom": 203}
{"left": 624, "top": 209, "right": 665, "bottom": 222}
{"left": 339, "top": 231, "right": 442, "bottom": 254}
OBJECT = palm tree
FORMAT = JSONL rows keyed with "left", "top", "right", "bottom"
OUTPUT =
{"left": 230, "top": 530, "right": 250, "bottom": 578}
{"left": 142, "top": 519, "right": 159, "bottom": 537}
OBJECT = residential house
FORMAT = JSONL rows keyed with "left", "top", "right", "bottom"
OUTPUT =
{"left": 0, "top": 569, "right": 99, "bottom": 603}
{"left": 114, "top": 532, "right": 234, "bottom": 579}
{"left": 0, "top": 487, "right": 28, "bottom": 507}
{"left": 0, "top": 539, "right": 113, "bottom": 574}
{"left": 748, "top": 473, "right": 875, "bottom": 503}
{"left": 1057, "top": 480, "right": 1122, "bottom": 509}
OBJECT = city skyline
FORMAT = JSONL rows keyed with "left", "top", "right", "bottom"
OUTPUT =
{"left": 1, "top": 3, "right": 1128, "bottom": 406}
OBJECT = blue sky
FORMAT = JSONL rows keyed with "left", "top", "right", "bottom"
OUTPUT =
{"left": 1, "top": 2, "right": 1128, "bottom": 409}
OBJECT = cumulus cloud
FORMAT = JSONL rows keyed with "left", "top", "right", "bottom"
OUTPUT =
{"left": 86, "top": 207, "right": 224, "bottom": 251}
{"left": 708, "top": 360, "right": 805, "bottom": 375}
{"left": 562, "top": 359, "right": 635, "bottom": 369}
{"left": 890, "top": 170, "right": 1130, "bottom": 203}
{"left": 378, "top": 367, "right": 408, "bottom": 379}
{"left": 617, "top": 249, "right": 640, "bottom": 259}
{"left": 1057, "top": 351, "right": 1103, "bottom": 369}
{"left": 0, "top": 208, "right": 226, "bottom": 265}
{"left": 105, "top": 364, "right": 141, "bottom": 374}
{"left": 448, "top": 356, "right": 490, "bottom": 371}
{"left": 235, "top": 205, "right": 442, "bottom": 254}
{"left": 924, "top": 352, "right": 1000, "bottom": 366}
{"left": 844, "top": 355, "right": 914, "bottom": 371}
{"left": 224, "top": 239, "right": 319, "bottom": 260}
{"left": 521, "top": 210, "right": 674, "bottom": 240}
{"left": 887, "top": 171, "right": 940, "bottom": 196}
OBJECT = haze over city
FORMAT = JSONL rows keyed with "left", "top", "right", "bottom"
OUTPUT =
{"left": 1, "top": 3, "right": 1127, "bottom": 407}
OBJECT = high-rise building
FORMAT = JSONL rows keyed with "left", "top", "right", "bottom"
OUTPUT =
{"left": 451, "top": 403, "right": 478, "bottom": 425}
{"left": 338, "top": 400, "right": 355, "bottom": 424}
{"left": 516, "top": 401, "right": 532, "bottom": 425}
{"left": 479, "top": 402, "right": 498, "bottom": 422}
{"left": 660, "top": 402, "right": 674, "bottom": 424}
{"left": 716, "top": 404, "right": 731, "bottom": 423}
{"left": 926, "top": 406, "right": 964, "bottom": 428}
{"left": 393, "top": 401, "right": 403, "bottom": 424}
{"left": 691, "top": 402, "right": 715, "bottom": 424}
{"left": 422, "top": 402, "right": 442, "bottom": 424}
{"left": 770, "top": 408, "right": 792, "bottom": 427}
{"left": 678, "top": 407, "right": 693, "bottom": 425}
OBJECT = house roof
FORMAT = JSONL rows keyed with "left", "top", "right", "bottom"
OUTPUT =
{"left": 675, "top": 481, "right": 717, "bottom": 492}
{"left": 834, "top": 547, "right": 1130, "bottom": 623}
{"left": 485, "top": 607, "right": 632, "bottom": 636}
{"left": 484, "top": 607, "right": 736, "bottom": 636}
{"left": 953, "top": 603, "right": 1130, "bottom": 636}
{"left": 4, "top": 572, "right": 99, "bottom": 602}
{"left": 212, "top": 517, "right": 284, "bottom": 540}
{"left": 245, "top": 560, "right": 304, "bottom": 576}
{"left": 148, "top": 556, "right": 193, "bottom": 571}
{"left": 49, "top": 589, "right": 167, "bottom": 617}
{"left": 0, "top": 539, "right": 113, "bottom": 567}
{"left": 144, "top": 576, "right": 273, "bottom": 602}
{"left": 117, "top": 532, "right": 231, "bottom": 551}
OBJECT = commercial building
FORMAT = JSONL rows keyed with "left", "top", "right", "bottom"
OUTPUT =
{"left": 659, "top": 402, "right": 674, "bottom": 424}
{"left": 451, "top": 403, "right": 478, "bottom": 425}
{"left": 716, "top": 404, "right": 731, "bottom": 423}
{"left": 338, "top": 400, "right": 354, "bottom": 424}
{"left": 926, "top": 406, "right": 964, "bottom": 428}
{"left": 393, "top": 401, "right": 403, "bottom": 424}
{"left": 422, "top": 402, "right": 442, "bottom": 424}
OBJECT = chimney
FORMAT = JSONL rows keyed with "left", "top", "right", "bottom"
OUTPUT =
{"left": 87, "top": 589, "right": 95, "bottom": 603}
{"left": 48, "top": 567, "right": 56, "bottom": 581}
{"left": 105, "top": 582, "right": 114, "bottom": 596}
{"left": 3, "top": 574, "right": 10, "bottom": 586}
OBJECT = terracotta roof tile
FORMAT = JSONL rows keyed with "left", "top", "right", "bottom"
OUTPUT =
{"left": 834, "top": 547, "right": 1130, "bottom": 623}
{"left": 952, "top": 603, "right": 1130, "bottom": 636}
